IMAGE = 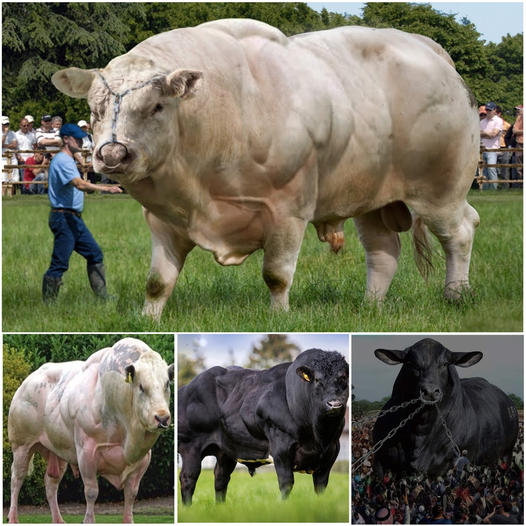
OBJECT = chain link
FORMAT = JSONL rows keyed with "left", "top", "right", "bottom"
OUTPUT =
{"left": 435, "top": 404, "right": 462, "bottom": 458}
{"left": 352, "top": 400, "right": 427, "bottom": 472}
{"left": 352, "top": 396, "right": 422, "bottom": 426}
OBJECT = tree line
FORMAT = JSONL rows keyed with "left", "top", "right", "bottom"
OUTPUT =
{"left": 2, "top": 2, "right": 523, "bottom": 124}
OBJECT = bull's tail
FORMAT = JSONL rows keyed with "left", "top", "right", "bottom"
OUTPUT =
{"left": 412, "top": 216, "right": 434, "bottom": 280}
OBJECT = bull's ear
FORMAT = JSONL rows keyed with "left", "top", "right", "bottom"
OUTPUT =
{"left": 296, "top": 366, "right": 313, "bottom": 383}
{"left": 125, "top": 365, "right": 136, "bottom": 383}
{"left": 165, "top": 69, "right": 203, "bottom": 99}
{"left": 168, "top": 364, "right": 174, "bottom": 382}
{"left": 52, "top": 67, "right": 96, "bottom": 98}
{"left": 374, "top": 349, "right": 407, "bottom": 365}
{"left": 451, "top": 351, "right": 483, "bottom": 368}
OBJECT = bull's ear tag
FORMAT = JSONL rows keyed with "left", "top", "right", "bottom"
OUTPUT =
{"left": 126, "top": 372, "right": 132, "bottom": 384}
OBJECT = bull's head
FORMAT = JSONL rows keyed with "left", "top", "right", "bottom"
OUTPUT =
{"left": 287, "top": 349, "right": 349, "bottom": 423}
{"left": 375, "top": 338, "right": 482, "bottom": 403}
{"left": 51, "top": 56, "right": 202, "bottom": 183}
{"left": 124, "top": 351, "right": 174, "bottom": 432}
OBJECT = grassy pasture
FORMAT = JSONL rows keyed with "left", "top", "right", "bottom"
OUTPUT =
{"left": 8, "top": 514, "right": 173, "bottom": 523}
{"left": 2, "top": 190, "right": 522, "bottom": 332}
{"left": 177, "top": 469, "right": 349, "bottom": 522}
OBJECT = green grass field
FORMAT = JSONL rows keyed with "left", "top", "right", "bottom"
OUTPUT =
{"left": 2, "top": 190, "right": 522, "bottom": 332}
{"left": 9, "top": 514, "right": 172, "bottom": 523}
{"left": 177, "top": 469, "right": 349, "bottom": 522}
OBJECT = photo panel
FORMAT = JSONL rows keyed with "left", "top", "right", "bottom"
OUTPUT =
{"left": 177, "top": 332, "right": 349, "bottom": 522}
{"left": 3, "top": 333, "right": 175, "bottom": 523}
{"left": 351, "top": 334, "right": 523, "bottom": 524}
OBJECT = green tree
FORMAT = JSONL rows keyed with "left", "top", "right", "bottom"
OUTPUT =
{"left": 246, "top": 334, "right": 300, "bottom": 369}
{"left": 178, "top": 349, "right": 206, "bottom": 387}
{"left": 508, "top": 393, "right": 524, "bottom": 410}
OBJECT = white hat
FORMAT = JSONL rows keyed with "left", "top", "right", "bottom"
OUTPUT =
{"left": 2, "top": 116, "right": 9, "bottom": 124}
{"left": 77, "top": 120, "right": 89, "bottom": 128}
{"left": 24, "top": 115, "right": 34, "bottom": 123}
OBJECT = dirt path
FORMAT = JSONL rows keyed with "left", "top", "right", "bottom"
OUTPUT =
{"left": 14, "top": 496, "right": 174, "bottom": 516}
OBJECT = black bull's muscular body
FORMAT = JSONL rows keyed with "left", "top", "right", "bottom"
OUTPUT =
{"left": 372, "top": 338, "right": 519, "bottom": 477}
{"left": 178, "top": 349, "right": 349, "bottom": 504}
{"left": 52, "top": 18, "right": 480, "bottom": 320}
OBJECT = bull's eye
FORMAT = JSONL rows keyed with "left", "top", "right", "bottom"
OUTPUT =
{"left": 152, "top": 103, "right": 163, "bottom": 115}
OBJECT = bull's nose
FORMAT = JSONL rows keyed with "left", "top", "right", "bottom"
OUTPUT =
{"left": 97, "top": 141, "right": 130, "bottom": 169}
{"left": 420, "top": 387, "right": 442, "bottom": 402}
{"left": 155, "top": 414, "right": 171, "bottom": 429}
{"left": 326, "top": 400, "right": 343, "bottom": 410}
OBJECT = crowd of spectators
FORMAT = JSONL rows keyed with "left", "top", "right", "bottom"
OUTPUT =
{"left": 352, "top": 418, "right": 523, "bottom": 524}
{"left": 479, "top": 102, "right": 523, "bottom": 189}
{"left": 1, "top": 113, "right": 97, "bottom": 195}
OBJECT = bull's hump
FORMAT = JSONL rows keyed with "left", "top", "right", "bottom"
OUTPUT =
{"left": 99, "top": 338, "right": 152, "bottom": 375}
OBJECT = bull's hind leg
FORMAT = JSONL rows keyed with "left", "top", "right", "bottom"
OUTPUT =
{"left": 142, "top": 210, "right": 195, "bottom": 321}
{"left": 179, "top": 448, "right": 202, "bottom": 506}
{"left": 353, "top": 209, "right": 401, "bottom": 301}
{"left": 262, "top": 217, "right": 308, "bottom": 310}
{"left": 44, "top": 451, "right": 68, "bottom": 523}
{"left": 420, "top": 200, "right": 479, "bottom": 300}
{"left": 7, "top": 443, "right": 37, "bottom": 523}
{"left": 214, "top": 453, "right": 237, "bottom": 503}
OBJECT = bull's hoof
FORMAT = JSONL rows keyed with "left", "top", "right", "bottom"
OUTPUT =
{"left": 141, "top": 302, "right": 163, "bottom": 321}
{"left": 444, "top": 282, "right": 475, "bottom": 303}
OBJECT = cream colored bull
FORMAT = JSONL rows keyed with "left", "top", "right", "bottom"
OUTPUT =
{"left": 52, "top": 19, "right": 479, "bottom": 320}
{"left": 7, "top": 338, "right": 174, "bottom": 523}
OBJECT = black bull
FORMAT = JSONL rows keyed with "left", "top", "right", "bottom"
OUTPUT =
{"left": 178, "top": 349, "right": 349, "bottom": 504}
{"left": 372, "top": 338, "right": 519, "bottom": 477}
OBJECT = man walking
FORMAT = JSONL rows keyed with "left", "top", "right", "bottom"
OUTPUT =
{"left": 42, "top": 123, "right": 122, "bottom": 302}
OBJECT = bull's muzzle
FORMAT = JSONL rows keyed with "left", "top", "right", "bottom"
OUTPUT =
{"left": 155, "top": 413, "right": 171, "bottom": 429}
{"left": 97, "top": 141, "right": 130, "bottom": 170}
{"left": 420, "top": 386, "right": 443, "bottom": 403}
{"left": 326, "top": 400, "right": 344, "bottom": 411}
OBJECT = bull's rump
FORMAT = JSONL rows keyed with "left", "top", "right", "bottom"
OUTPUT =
{"left": 8, "top": 361, "right": 83, "bottom": 448}
{"left": 178, "top": 364, "right": 288, "bottom": 459}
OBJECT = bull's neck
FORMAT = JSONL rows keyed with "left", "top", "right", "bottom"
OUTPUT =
{"left": 123, "top": 420, "right": 162, "bottom": 464}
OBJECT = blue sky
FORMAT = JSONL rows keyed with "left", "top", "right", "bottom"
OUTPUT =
{"left": 352, "top": 335, "right": 523, "bottom": 401}
{"left": 178, "top": 333, "right": 349, "bottom": 368}
{"left": 307, "top": 2, "right": 523, "bottom": 43}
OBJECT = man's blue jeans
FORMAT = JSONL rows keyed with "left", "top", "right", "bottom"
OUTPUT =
{"left": 483, "top": 151, "right": 498, "bottom": 189}
{"left": 44, "top": 210, "right": 103, "bottom": 278}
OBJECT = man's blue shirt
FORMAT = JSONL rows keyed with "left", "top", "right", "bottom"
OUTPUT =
{"left": 48, "top": 152, "right": 84, "bottom": 212}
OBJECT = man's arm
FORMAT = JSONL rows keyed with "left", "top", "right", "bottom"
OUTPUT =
{"left": 70, "top": 177, "right": 123, "bottom": 194}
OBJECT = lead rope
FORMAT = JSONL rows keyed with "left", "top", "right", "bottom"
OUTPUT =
{"left": 95, "top": 71, "right": 164, "bottom": 143}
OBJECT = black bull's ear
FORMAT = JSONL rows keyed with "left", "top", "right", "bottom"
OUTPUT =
{"left": 125, "top": 364, "right": 136, "bottom": 384}
{"left": 374, "top": 349, "right": 407, "bottom": 365}
{"left": 296, "top": 366, "right": 314, "bottom": 383}
{"left": 451, "top": 351, "right": 483, "bottom": 367}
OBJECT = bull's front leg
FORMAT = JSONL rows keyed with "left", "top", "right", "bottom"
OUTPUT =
{"left": 312, "top": 441, "right": 340, "bottom": 494}
{"left": 142, "top": 210, "right": 194, "bottom": 321}
{"left": 179, "top": 446, "right": 202, "bottom": 506}
{"left": 76, "top": 434, "right": 99, "bottom": 523}
{"left": 122, "top": 452, "right": 151, "bottom": 523}
{"left": 267, "top": 427, "right": 295, "bottom": 499}
{"left": 262, "top": 217, "right": 308, "bottom": 310}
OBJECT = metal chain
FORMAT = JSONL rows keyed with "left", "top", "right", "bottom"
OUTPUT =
{"left": 352, "top": 396, "right": 422, "bottom": 426}
{"left": 352, "top": 401, "right": 427, "bottom": 472}
{"left": 435, "top": 404, "right": 462, "bottom": 458}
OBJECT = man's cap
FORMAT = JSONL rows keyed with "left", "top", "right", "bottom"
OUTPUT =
{"left": 77, "top": 120, "right": 89, "bottom": 128}
{"left": 42, "top": 114, "right": 52, "bottom": 121}
{"left": 478, "top": 105, "right": 487, "bottom": 115}
{"left": 2, "top": 116, "right": 9, "bottom": 124}
{"left": 485, "top": 102, "right": 497, "bottom": 111}
{"left": 59, "top": 123, "right": 88, "bottom": 139}
{"left": 24, "top": 115, "right": 34, "bottom": 123}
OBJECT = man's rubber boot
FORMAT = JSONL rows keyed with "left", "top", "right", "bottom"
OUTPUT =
{"left": 42, "top": 274, "right": 62, "bottom": 303}
{"left": 87, "top": 262, "right": 109, "bottom": 299}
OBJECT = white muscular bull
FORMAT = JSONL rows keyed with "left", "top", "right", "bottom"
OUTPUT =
{"left": 52, "top": 19, "right": 480, "bottom": 320}
{"left": 7, "top": 338, "right": 174, "bottom": 523}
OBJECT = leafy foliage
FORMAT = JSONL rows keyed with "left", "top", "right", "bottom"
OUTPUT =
{"left": 3, "top": 2, "right": 522, "bottom": 124}
{"left": 246, "top": 334, "right": 300, "bottom": 368}
{"left": 2, "top": 335, "right": 174, "bottom": 506}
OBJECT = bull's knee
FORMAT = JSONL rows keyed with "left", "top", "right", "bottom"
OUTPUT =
{"left": 145, "top": 271, "right": 168, "bottom": 300}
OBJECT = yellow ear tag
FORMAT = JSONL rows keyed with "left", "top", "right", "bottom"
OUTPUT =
{"left": 302, "top": 372, "right": 311, "bottom": 382}
{"left": 126, "top": 372, "right": 132, "bottom": 384}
